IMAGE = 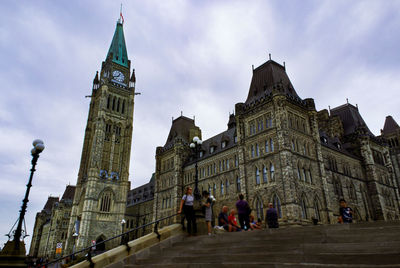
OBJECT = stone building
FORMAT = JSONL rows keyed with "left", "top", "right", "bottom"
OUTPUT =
{"left": 154, "top": 59, "right": 400, "bottom": 226}
{"left": 29, "top": 186, "right": 75, "bottom": 259}
{"left": 125, "top": 175, "right": 155, "bottom": 239}
{"left": 64, "top": 16, "right": 136, "bottom": 254}
{"left": 381, "top": 116, "right": 400, "bottom": 196}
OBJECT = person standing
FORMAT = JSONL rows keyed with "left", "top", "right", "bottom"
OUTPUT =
{"left": 339, "top": 199, "right": 353, "bottom": 223}
{"left": 266, "top": 203, "right": 279, "bottom": 228}
{"left": 178, "top": 186, "right": 197, "bottom": 236}
{"left": 202, "top": 191, "right": 213, "bottom": 236}
{"left": 236, "top": 193, "right": 251, "bottom": 230}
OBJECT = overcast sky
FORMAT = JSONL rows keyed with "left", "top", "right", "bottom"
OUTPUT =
{"left": 1, "top": 0, "right": 399, "bottom": 251}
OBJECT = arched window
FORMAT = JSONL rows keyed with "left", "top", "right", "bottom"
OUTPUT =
{"left": 208, "top": 184, "right": 211, "bottom": 195}
{"left": 292, "top": 139, "right": 295, "bottom": 151}
{"left": 297, "top": 164, "right": 301, "bottom": 180}
{"left": 112, "top": 97, "right": 116, "bottom": 111}
{"left": 225, "top": 179, "right": 229, "bottom": 195}
{"left": 99, "top": 190, "right": 113, "bottom": 212}
{"left": 270, "top": 138, "right": 274, "bottom": 152}
{"left": 220, "top": 181, "right": 224, "bottom": 196}
{"left": 270, "top": 163, "right": 275, "bottom": 181}
{"left": 301, "top": 198, "right": 308, "bottom": 219}
{"left": 117, "top": 99, "right": 120, "bottom": 112}
{"left": 256, "top": 198, "right": 264, "bottom": 220}
{"left": 303, "top": 143, "right": 307, "bottom": 155}
{"left": 333, "top": 179, "right": 343, "bottom": 197}
{"left": 107, "top": 95, "right": 111, "bottom": 109}
{"left": 265, "top": 140, "right": 269, "bottom": 153}
{"left": 121, "top": 100, "right": 125, "bottom": 114}
{"left": 236, "top": 177, "right": 241, "bottom": 192}
{"left": 255, "top": 167, "right": 260, "bottom": 185}
{"left": 302, "top": 168, "right": 307, "bottom": 182}
{"left": 213, "top": 183, "right": 216, "bottom": 196}
{"left": 314, "top": 199, "right": 320, "bottom": 221}
{"left": 251, "top": 145, "right": 255, "bottom": 158}
{"left": 308, "top": 169, "right": 313, "bottom": 184}
{"left": 263, "top": 165, "right": 268, "bottom": 183}
{"left": 256, "top": 143, "right": 259, "bottom": 156}
{"left": 273, "top": 195, "right": 282, "bottom": 218}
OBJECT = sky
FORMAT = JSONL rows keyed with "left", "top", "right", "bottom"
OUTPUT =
{"left": 0, "top": 0, "right": 399, "bottom": 252}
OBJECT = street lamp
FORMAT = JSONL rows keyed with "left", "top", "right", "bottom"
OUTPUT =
{"left": 120, "top": 219, "right": 126, "bottom": 245}
{"left": 14, "top": 139, "right": 45, "bottom": 250}
{"left": 190, "top": 136, "right": 202, "bottom": 201}
{"left": 0, "top": 139, "right": 44, "bottom": 265}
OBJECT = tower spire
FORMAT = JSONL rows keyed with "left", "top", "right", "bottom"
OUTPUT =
{"left": 106, "top": 10, "right": 128, "bottom": 68}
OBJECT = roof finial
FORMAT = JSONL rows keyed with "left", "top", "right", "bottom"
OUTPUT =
{"left": 346, "top": 98, "right": 349, "bottom": 104}
{"left": 172, "top": 116, "right": 174, "bottom": 122}
{"left": 328, "top": 105, "right": 331, "bottom": 115}
{"left": 181, "top": 111, "right": 183, "bottom": 116}
{"left": 119, "top": 3, "right": 124, "bottom": 24}
{"left": 269, "top": 53, "right": 271, "bottom": 60}
{"left": 283, "top": 61, "right": 286, "bottom": 70}
{"left": 252, "top": 64, "right": 254, "bottom": 72}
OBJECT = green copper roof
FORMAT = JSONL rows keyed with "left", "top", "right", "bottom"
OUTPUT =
{"left": 107, "top": 22, "right": 128, "bottom": 68}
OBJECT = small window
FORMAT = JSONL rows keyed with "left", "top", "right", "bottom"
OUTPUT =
{"left": 255, "top": 167, "right": 260, "bottom": 185}
{"left": 234, "top": 136, "right": 238, "bottom": 143}
{"left": 221, "top": 141, "right": 226, "bottom": 148}
{"left": 199, "top": 151, "right": 203, "bottom": 157}
{"left": 210, "top": 146, "right": 214, "bottom": 154}
{"left": 236, "top": 177, "right": 241, "bottom": 192}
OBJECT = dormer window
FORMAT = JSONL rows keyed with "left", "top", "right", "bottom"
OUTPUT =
{"left": 199, "top": 151, "right": 204, "bottom": 157}
{"left": 221, "top": 141, "right": 226, "bottom": 148}
{"left": 335, "top": 143, "right": 341, "bottom": 149}
{"left": 321, "top": 137, "right": 328, "bottom": 144}
{"left": 210, "top": 146, "right": 215, "bottom": 154}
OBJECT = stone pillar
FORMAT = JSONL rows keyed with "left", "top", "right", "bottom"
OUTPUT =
{"left": 307, "top": 104, "right": 335, "bottom": 223}
{"left": 359, "top": 136, "right": 384, "bottom": 220}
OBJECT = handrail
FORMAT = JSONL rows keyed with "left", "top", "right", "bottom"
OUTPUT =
{"left": 44, "top": 213, "right": 180, "bottom": 267}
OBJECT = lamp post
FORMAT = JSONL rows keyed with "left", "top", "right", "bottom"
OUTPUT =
{"left": 14, "top": 139, "right": 45, "bottom": 250}
{"left": 120, "top": 219, "right": 126, "bottom": 245}
{"left": 0, "top": 139, "right": 44, "bottom": 266}
{"left": 190, "top": 136, "right": 202, "bottom": 201}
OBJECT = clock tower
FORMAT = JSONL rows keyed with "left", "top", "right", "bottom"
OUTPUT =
{"left": 65, "top": 16, "right": 136, "bottom": 253}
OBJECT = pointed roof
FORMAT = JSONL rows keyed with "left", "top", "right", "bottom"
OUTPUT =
{"left": 382, "top": 116, "right": 400, "bottom": 135}
{"left": 61, "top": 185, "right": 76, "bottom": 201}
{"left": 245, "top": 60, "right": 300, "bottom": 104}
{"left": 164, "top": 116, "right": 198, "bottom": 148}
{"left": 42, "top": 196, "right": 59, "bottom": 214}
{"left": 330, "top": 103, "right": 374, "bottom": 136}
{"left": 107, "top": 22, "right": 128, "bottom": 68}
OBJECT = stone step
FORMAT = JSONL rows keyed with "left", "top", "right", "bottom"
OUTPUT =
{"left": 112, "top": 221, "right": 400, "bottom": 267}
{"left": 126, "top": 263, "right": 400, "bottom": 268}
{"left": 135, "top": 252, "right": 400, "bottom": 266}
{"left": 155, "top": 241, "right": 400, "bottom": 257}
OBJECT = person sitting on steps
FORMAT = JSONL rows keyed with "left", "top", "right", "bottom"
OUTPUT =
{"left": 218, "top": 206, "right": 239, "bottom": 232}
{"left": 228, "top": 209, "right": 242, "bottom": 231}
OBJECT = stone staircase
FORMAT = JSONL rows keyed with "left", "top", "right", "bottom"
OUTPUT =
{"left": 107, "top": 221, "right": 400, "bottom": 267}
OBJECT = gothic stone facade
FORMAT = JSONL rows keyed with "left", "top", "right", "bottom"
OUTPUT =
{"left": 29, "top": 186, "right": 75, "bottom": 259}
{"left": 153, "top": 60, "right": 400, "bottom": 226}
{"left": 65, "top": 20, "right": 136, "bottom": 253}
{"left": 125, "top": 175, "right": 155, "bottom": 239}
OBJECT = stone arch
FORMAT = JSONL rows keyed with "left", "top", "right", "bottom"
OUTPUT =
{"left": 253, "top": 195, "right": 264, "bottom": 221}
{"left": 300, "top": 194, "right": 308, "bottom": 219}
{"left": 98, "top": 188, "right": 115, "bottom": 212}
{"left": 313, "top": 196, "right": 322, "bottom": 221}
{"left": 95, "top": 234, "right": 107, "bottom": 252}
{"left": 270, "top": 193, "right": 282, "bottom": 218}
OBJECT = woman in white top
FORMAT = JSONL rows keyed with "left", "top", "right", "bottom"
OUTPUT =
{"left": 178, "top": 186, "right": 197, "bottom": 236}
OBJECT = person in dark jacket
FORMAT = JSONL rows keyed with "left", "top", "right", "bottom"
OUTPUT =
{"left": 266, "top": 203, "right": 279, "bottom": 228}
{"left": 235, "top": 193, "right": 251, "bottom": 230}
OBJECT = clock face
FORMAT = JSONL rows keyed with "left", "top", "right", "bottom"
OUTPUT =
{"left": 112, "top": 70, "right": 125, "bottom": 82}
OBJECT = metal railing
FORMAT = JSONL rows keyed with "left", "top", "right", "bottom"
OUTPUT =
{"left": 44, "top": 213, "right": 180, "bottom": 268}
